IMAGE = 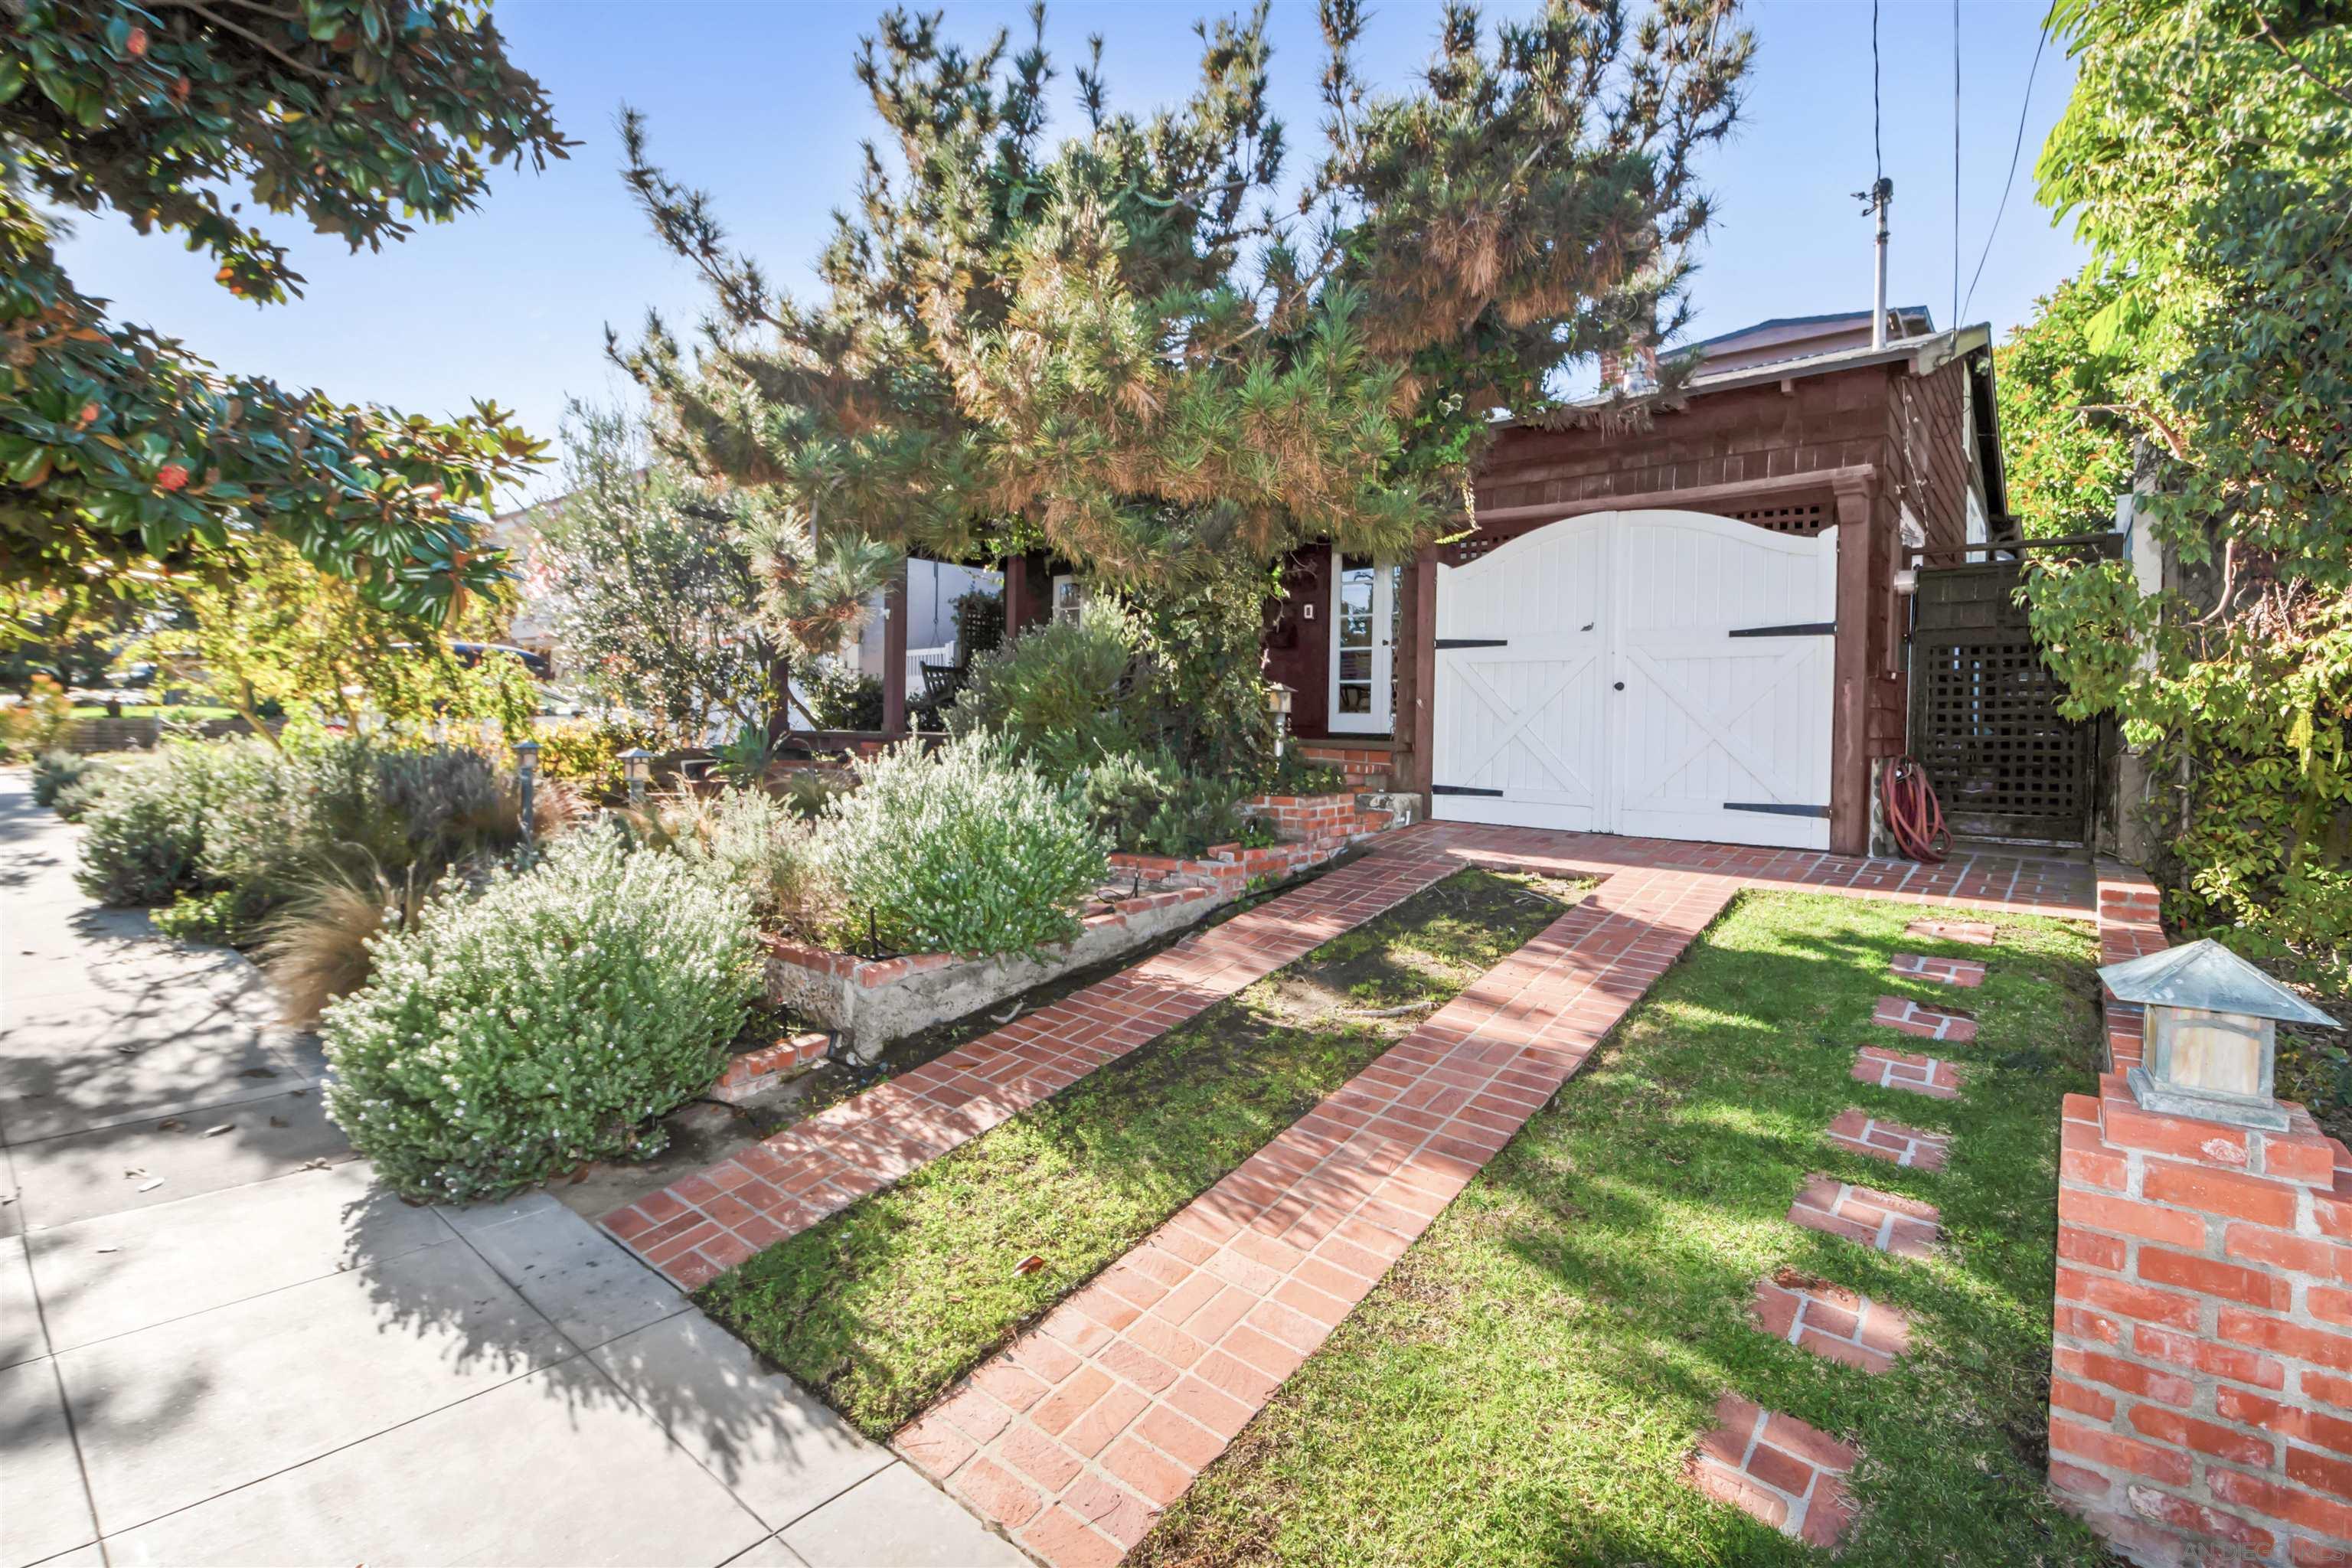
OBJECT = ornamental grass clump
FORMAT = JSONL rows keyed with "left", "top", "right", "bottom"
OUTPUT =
{"left": 320, "top": 828, "right": 758, "bottom": 1202}
{"left": 815, "top": 734, "right": 1107, "bottom": 958}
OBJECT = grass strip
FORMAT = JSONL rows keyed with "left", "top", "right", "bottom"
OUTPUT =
{"left": 697, "top": 865, "right": 1585, "bottom": 1439}
{"left": 1131, "top": 889, "right": 2115, "bottom": 1568}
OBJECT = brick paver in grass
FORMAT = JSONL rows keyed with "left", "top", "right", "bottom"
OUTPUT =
{"left": 1751, "top": 1270, "right": 1916, "bottom": 1374}
{"left": 1872, "top": 994, "right": 1979, "bottom": 1043}
{"left": 1684, "top": 1392, "right": 1861, "bottom": 1548}
{"left": 897, "top": 865, "right": 1742, "bottom": 1568}
{"left": 1851, "top": 1045, "right": 1963, "bottom": 1100}
{"left": 1905, "top": 916, "right": 1999, "bottom": 946}
{"left": 1889, "top": 952, "right": 1988, "bottom": 988}
{"left": 1826, "top": 1108, "right": 1952, "bottom": 1170}
{"left": 1788, "top": 1174, "right": 1943, "bottom": 1260}
{"left": 605, "top": 840, "right": 1474, "bottom": 1285}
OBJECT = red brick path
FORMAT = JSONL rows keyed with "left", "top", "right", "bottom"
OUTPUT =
{"left": 1873, "top": 994, "right": 1979, "bottom": 1044}
{"left": 1890, "top": 952, "right": 1988, "bottom": 988}
{"left": 1685, "top": 1393, "right": 1861, "bottom": 1548}
{"left": 898, "top": 865, "right": 1743, "bottom": 1566}
{"left": 605, "top": 838, "right": 1472, "bottom": 1285}
{"left": 1851, "top": 1045, "right": 1965, "bottom": 1101}
{"left": 1752, "top": 1272, "right": 1916, "bottom": 1374}
{"left": 1827, "top": 1108, "right": 1952, "bottom": 1171}
{"left": 1906, "top": 916, "right": 1999, "bottom": 946}
{"left": 1788, "top": 1175, "right": 1945, "bottom": 1260}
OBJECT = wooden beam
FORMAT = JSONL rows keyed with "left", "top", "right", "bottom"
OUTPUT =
{"left": 881, "top": 560, "right": 909, "bottom": 737}
{"left": 1002, "top": 554, "right": 1028, "bottom": 636}
{"left": 1472, "top": 465, "right": 1876, "bottom": 528}
{"left": 1828, "top": 471, "right": 1877, "bottom": 857}
{"left": 1397, "top": 547, "right": 1438, "bottom": 802}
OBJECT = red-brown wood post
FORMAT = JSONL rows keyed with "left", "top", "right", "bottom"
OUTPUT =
{"left": 1002, "top": 554, "right": 1028, "bottom": 638}
{"left": 1398, "top": 545, "right": 1439, "bottom": 803}
{"left": 881, "top": 559, "right": 910, "bottom": 737}
{"left": 1828, "top": 471, "right": 1877, "bottom": 858}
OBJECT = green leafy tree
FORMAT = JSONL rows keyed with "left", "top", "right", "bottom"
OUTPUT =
{"left": 1, "top": 0, "right": 570, "bottom": 622}
{"left": 535, "top": 403, "right": 896, "bottom": 746}
{"left": 119, "top": 531, "right": 538, "bottom": 740}
{"left": 1994, "top": 273, "right": 2136, "bottom": 540}
{"left": 610, "top": 0, "right": 1749, "bottom": 590}
{"left": 2021, "top": 0, "right": 2352, "bottom": 988}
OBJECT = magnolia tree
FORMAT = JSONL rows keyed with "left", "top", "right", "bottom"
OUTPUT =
{"left": 2020, "top": 0, "right": 2352, "bottom": 986}
{"left": 0, "top": 0, "right": 569, "bottom": 631}
{"left": 609, "top": 0, "right": 1749, "bottom": 612}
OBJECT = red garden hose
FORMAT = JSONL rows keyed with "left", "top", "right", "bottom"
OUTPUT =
{"left": 1881, "top": 756, "right": 1952, "bottom": 864}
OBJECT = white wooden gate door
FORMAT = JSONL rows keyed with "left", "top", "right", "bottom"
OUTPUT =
{"left": 1432, "top": 510, "right": 1838, "bottom": 851}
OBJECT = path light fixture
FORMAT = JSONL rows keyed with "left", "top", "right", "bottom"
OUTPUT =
{"left": 617, "top": 746, "right": 654, "bottom": 808}
{"left": 512, "top": 738, "right": 540, "bottom": 848}
{"left": 2099, "top": 938, "right": 2341, "bottom": 1131}
{"left": 1265, "top": 681, "right": 1295, "bottom": 760}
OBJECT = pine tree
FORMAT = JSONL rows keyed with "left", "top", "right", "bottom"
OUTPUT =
{"left": 611, "top": 0, "right": 1749, "bottom": 591}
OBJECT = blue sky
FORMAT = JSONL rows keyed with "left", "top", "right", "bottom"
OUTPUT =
{"left": 56, "top": 0, "right": 2086, "bottom": 505}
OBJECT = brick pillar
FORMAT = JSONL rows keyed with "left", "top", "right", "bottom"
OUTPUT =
{"left": 2051, "top": 1075, "right": 2352, "bottom": 1565}
{"left": 2099, "top": 864, "right": 2170, "bottom": 1073}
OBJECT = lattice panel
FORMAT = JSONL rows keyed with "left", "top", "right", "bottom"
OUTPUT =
{"left": 1912, "top": 637, "right": 2091, "bottom": 842}
{"left": 1727, "top": 502, "right": 1828, "bottom": 535}
{"left": 1439, "top": 534, "right": 1501, "bottom": 568}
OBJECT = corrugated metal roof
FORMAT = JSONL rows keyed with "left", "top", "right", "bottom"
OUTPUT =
{"left": 2096, "top": 939, "right": 2341, "bottom": 1027}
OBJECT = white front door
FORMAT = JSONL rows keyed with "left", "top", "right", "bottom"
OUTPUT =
{"left": 1329, "top": 554, "right": 1400, "bottom": 735}
{"left": 1431, "top": 510, "right": 1838, "bottom": 850}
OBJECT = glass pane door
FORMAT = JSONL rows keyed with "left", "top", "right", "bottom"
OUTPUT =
{"left": 1330, "top": 554, "right": 1398, "bottom": 734}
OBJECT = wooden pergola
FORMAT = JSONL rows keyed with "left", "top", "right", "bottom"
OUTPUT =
{"left": 868, "top": 549, "right": 1057, "bottom": 739}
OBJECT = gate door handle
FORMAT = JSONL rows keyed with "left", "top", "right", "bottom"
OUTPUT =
{"left": 1612, "top": 681, "right": 1625, "bottom": 691}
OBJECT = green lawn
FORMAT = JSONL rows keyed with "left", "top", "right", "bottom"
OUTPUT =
{"left": 69, "top": 704, "right": 237, "bottom": 719}
{"left": 1130, "top": 890, "right": 2116, "bottom": 1568}
{"left": 697, "top": 867, "right": 1586, "bottom": 1439}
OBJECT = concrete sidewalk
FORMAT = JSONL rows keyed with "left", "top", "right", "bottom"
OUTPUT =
{"left": 0, "top": 772, "right": 1020, "bottom": 1568}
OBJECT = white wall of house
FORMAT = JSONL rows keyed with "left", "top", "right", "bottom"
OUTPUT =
{"left": 849, "top": 560, "right": 1004, "bottom": 680}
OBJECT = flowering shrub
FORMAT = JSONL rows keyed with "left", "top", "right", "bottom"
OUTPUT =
{"left": 816, "top": 734, "right": 1107, "bottom": 956}
{"left": 31, "top": 749, "right": 111, "bottom": 814}
{"left": 651, "top": 786, "right": 840, "bottom": 936}
{"left": 321, "top": 829, "right": 758, "bottom": 1201}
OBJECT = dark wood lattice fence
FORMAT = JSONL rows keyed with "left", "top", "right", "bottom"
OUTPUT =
{"left": 1908, "top": 556, "right": 2102, "bottom": 845}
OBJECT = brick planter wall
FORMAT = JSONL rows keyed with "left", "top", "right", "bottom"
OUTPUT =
{"left": 1295, "top": 741, "right": 1394, "bottom": 789}
{"left": 2050, "top": 862, "right": 2352, "bottom": 1566}
{"left": 708, "top": 1031, "right": 831, "bottom": 1105}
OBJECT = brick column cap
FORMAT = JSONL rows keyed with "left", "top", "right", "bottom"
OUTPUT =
{"left": 2094, "top": 1073, "right": 2344, "bottom": 1188}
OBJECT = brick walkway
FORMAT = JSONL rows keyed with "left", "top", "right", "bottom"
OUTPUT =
{"left": 606, "top": 834, "right": 1474, "bottom": 1286}
{"left": 597, "top": 821, "right": 2095, "bottom": 1559}
{"left": 898, "top": 866, "right": 1744, "bottom": 1565}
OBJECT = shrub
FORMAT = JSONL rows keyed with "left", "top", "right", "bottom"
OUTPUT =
{"left": 649, "top": 786, "right": 839, "bottom": 936}
{"left": 73, "top": 741, "right": 260, "bottom": 906}
{"left": 534, "top": 717, "right": 653, "bottom": 802}
{"left": 153, "top": 888, "right": 240, "bottom": 944}
{"left": 1077, "top": 748, "right": 1254, "bottom": 858}
{"left": 321, "top": 829, "right": 759, "bottom": 1201}
{"left": 0, "top": 676, "right": 71, "bottom": 760}
{"left": 31, "top": 748, "right": 106, "bottom": 810}
{"left": 52, "top": 775, "right": 111, "bottom": 822}
{"left": 815, "top": 734, "right": 1108, "bottom": 956}
{"left": 801, "top": 655, "right": 886, "bottom": 731}
{"left": 946, "top": 600, "right": 1139, "bottom": 779}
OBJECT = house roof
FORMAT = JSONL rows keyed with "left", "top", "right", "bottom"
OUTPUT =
{"left": 1675, "top": 305, "right": 1936, "bottom": 360}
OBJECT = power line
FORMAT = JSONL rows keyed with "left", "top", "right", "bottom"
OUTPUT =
{"left": 1962, "top": 13, "right": 2050, "bottom": 324}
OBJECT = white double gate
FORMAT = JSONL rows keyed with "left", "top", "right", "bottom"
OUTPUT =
{"left": 1430, "top": 509, "right": 1838, "bottom": 851}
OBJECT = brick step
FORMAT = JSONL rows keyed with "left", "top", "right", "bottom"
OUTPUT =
{"left": 1889, "top": 952, "right": 1987, "bottom": 988}
{"left": 1684, "top": 1393, "right": 1859, "bottom": 1547}
{"left": 1827, "top": 1108, "right": 1952, "bottom": 1170}
{"left": 1873, "top": 994, "right": 1978, "bottom": 1043}
{"left": 1788, "top": 1175, "right": 1942, "bottom": 1259}
{"left": 1852, "top": 1047, "right": 1963, "bottom": 1101}
{"left": 1905, "top": 916, "right": 1998, "bottom": 946}
{"left": 1751, "top": 1270, "right": 1915, "bottom": 1374}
